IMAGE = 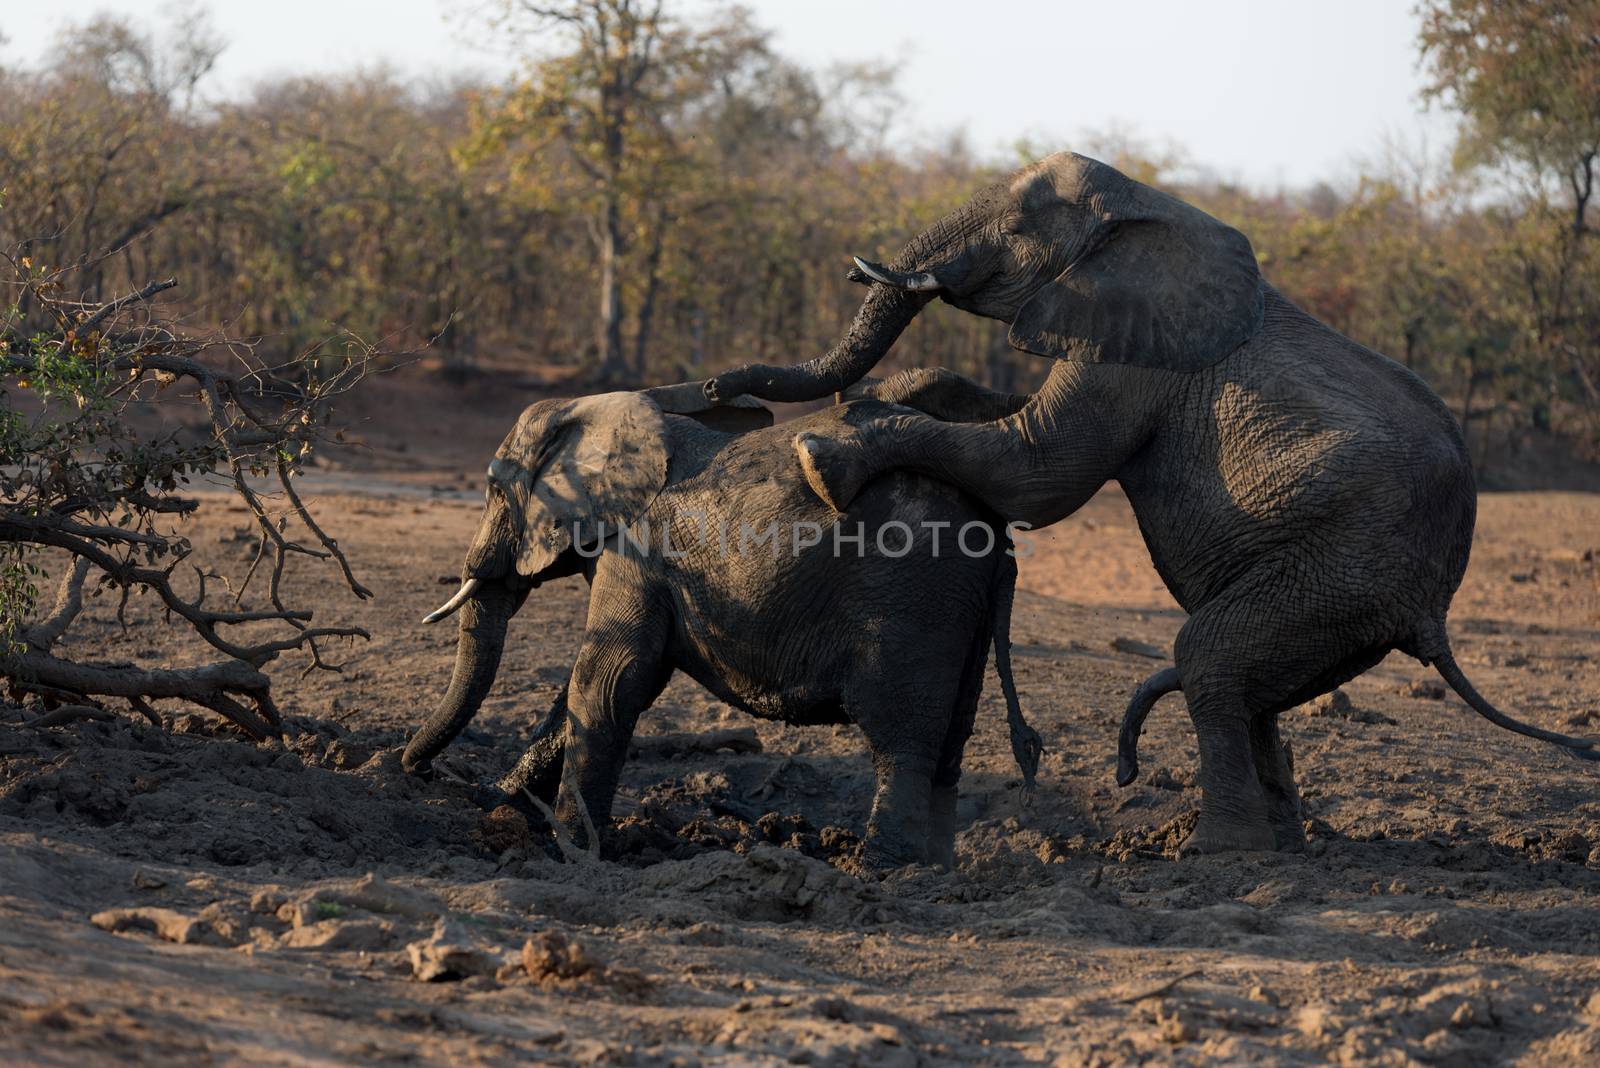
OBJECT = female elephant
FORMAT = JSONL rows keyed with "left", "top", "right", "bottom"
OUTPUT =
{"left": 700, "top": 151, "right": 1598, "bottom": 855}
{"left": 404, "top": 390, "right": 1041, "bottom": 868}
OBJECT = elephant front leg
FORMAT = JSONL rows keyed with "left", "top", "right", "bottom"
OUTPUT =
{"left": 493, "top": 682, "right": 570, "bottom": 816}
{"left": 869, "top": 367, "right": 1031, "bottom": 423}
{"left": 794, "top": 360, "right": 1130, "bottom": 530}
{"left": 557, "top": 618, "right": 671, "bottom": 854}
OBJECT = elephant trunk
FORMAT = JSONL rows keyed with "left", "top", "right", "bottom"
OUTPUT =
{"left": 708, "top": 281, "right": 933, "bottom": 403}
{"left": 401, "top": 580, "right": 520, "bottom": 774}
{"left": 704, "top": 216, "right": 984, "bottom": 403}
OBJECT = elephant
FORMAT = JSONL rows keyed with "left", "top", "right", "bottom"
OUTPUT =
{"left": 402, "top": 390, "right": 1043, "bottom": 868}
{"left": 696, "top": 150, "right": 1600, "bottom": 856}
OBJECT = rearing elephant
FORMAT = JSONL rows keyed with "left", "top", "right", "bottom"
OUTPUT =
{"left": 699, "top": 151, "right": 1599, "bottom": 855}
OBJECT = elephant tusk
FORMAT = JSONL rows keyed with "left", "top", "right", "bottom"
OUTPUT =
{"left": 422, "top": 578, "right": 480, "bottom": 624}
{"left": 852, "top": 256, "right": 942, "bottom": 292}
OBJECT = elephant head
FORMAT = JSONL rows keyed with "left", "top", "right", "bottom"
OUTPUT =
{"left": 401, "top": 392, "right": 671, "bottom": 774}
{"left": 705, "top": 152, "right": 1265, "bottom": 403}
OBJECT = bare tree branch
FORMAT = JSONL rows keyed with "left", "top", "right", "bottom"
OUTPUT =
{"left": 2, "top": 270, "right": 377, "bottom": 735}
{"left": 23, "top": 557, "right": 92, "bottom": 654}
{"left": 77, "top": 276, "right": 176, "bottom": 333}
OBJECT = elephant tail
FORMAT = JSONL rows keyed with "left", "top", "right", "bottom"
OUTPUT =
{"left": 1430, "top": 642, "right": 1600, "bottom": 760}
{"left": 992, "top": 542, "right": 1043, "bottom": 787}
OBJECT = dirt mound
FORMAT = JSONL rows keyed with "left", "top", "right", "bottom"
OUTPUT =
{"left": 632, "top": 844, "right": 898, "bottom": 926}
{"left": 0, "top": 705, "right": 482, "bottom": 875}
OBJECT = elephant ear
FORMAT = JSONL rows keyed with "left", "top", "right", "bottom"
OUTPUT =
{"left": 500, "top": 392, "right": 671, "bottom": 577}
{"left": 1008, "top": 156, "right": 1264, "bottom": 372}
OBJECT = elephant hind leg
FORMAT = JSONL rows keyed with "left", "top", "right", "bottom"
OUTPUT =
{"left": 1177, "top": 700, "right": 1277, "bottom": 855}
{"left": 1250, "top": 641, "right": 1393, "bottom": 852}
{"left": 1174, "top": 568, "right": 1396, "bottom": 856}
{"left": 929, "top": 722, "right": 972, "bottom": 870}
{"left": 1248, "top": 712, "right": 1304, "bottom": 852}
{"left": 928, "top": 769, "right": 961, "bottom": 870}
{"left": 862, "top": 752, "right": 937, "bottom": 870}
{"left": 851, "top": 662, "right": 970, "bottom": 869}
{"left": 928, "top": 619, "right": 990, "bottom": 870}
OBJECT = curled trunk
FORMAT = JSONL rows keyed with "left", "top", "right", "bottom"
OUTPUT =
{"left": 705, "top": 216, "right": 977, "bottom": 403}
{"left": 402, "top": 581, "right": 520, "bottom": 773}
{"left": 710, "top": 283, "right": 933, "bottom": 403}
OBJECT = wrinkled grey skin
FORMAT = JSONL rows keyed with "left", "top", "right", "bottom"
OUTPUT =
{"left": 702, "top": 151, "right": 1599, "bottom": 856}
{"left": 404, "top": 395, "right": 1040, "bottom": 868}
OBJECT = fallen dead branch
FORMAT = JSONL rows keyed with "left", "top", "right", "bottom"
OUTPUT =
{"left": 628, "top": 726, "right": 762, "bottom": 758}
{"left": 1113, "top": 968, "right": 1205, "bottom": 1005}
{"left": 523, "top": 759, "right": 602, "bottom": 865}
{"left": 1, "top": 260, "right": 375, "bottom": 736}
{"left": 28, "top": 704, "right": 116, "bottom": 729}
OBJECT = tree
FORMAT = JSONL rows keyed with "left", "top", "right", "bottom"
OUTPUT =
{"left": 1, "top": 257, "right": 372, "bottom": 736}
{"left": 0, "top": 9, "right": 226, "bottom": 306}
{"left": 469, "top": 0, "right": 689, "bottom": 381}
{"left": 1420, "top": 0, "right": 1600, "bottom": 445}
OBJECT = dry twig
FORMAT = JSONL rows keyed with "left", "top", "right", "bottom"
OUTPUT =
{"left": 523, "top": 758, "right": 601, "bottom": 865}
{"left": 1112, "top": 969, "right": 1205, "bottom": 1005}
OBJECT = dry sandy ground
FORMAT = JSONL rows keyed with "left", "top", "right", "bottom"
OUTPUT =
{"left": 4, "top": 406, "right": 1600, "bottom": 1064}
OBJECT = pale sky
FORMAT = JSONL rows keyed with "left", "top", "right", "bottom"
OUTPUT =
{"left": 0, "top": 0, "right": 1456, "bottom": 188}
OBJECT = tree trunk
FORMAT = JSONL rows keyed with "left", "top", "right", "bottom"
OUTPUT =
{"left": 689, "top": 305, "right": 706, "bottom": 377}
{"left": 631, "top": 211, "right": 668, "bottom": 379}
{"left": 596, "top": 195, "right": 626, "bottom": 383}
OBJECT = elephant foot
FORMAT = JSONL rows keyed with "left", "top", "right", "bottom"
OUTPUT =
{"left": 862, "top": 837, "right": 926, "bottom": 872}
{"left": 470, "top": 781, "right": 513, "bottom": 813}
{"left": 1178, "top": 816, "right": 1277, "bottom": 857}
{"left": 793, "top": 432, "right": 870, "bottom": 513}
{"left": 1267, "top": 799, "right": 1308, "bottom": 853}
{"left": 1273, "top": 821, "right": 1309, "bottom": 853}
